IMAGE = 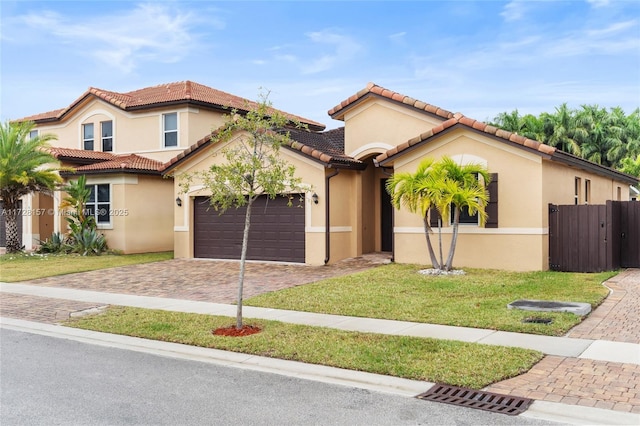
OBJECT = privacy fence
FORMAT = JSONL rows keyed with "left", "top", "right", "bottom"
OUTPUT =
{"left": 549, "top": 201, "right": 639, "bottom": 272}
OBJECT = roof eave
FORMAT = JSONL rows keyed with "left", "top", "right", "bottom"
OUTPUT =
{"left": 550, "top": 151, "right": 639, "bottom": 185}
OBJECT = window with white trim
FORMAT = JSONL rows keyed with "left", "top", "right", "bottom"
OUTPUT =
{"left": 83, "top": 123, "right": 94, "bottom": 150}
{"left": 585, "top": 179, "right": 591, "bottom": 204}
{"left": 574, "top": 177, "right": 581, "bottom": 205}
{"left": 29, "top": 130, "right": 38, "bottom": 140}
{"left": 163, "top": 112, "right": 178, "bottom": 147}
{"left": 86, "top": 184, "right": 110, "bottom": 224}
{"left": 101, "top": 121, "right": 113, "bottom": 152}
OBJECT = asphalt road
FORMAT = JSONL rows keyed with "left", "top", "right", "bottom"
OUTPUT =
{"left": 0, "top": 329, "right": 561, "bottom": 425}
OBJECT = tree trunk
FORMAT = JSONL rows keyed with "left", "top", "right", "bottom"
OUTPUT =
{"left": 445, "top": 207, "right": 460, "bottom": 271}
{"left": 438, "top": 218, "right": 444, "bottom": 268}
{"left": 3, "top": 198, "right": 22, "bottom": 253}
{"left": 422, "top": 216, "right": 440, "bottom": 269}
{"left": 236, "top": 201, "right": 252, "bottom": 329}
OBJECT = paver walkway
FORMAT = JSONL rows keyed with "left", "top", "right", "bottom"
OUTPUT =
{"left": 485, "top": 268, "right": 640, "bottom": 414}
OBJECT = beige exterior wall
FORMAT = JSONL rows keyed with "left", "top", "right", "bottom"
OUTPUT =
{"left": 387, "top": 128, "right": 550, "bottom": 271}
{"left": 33, "top": 99, "right": 228, "bottom": 162}
{"left": 77, "top": 174, "right": 174, "bottom": 254}
{"left": 342, "top": 98, "right": 445, "bottom": 158}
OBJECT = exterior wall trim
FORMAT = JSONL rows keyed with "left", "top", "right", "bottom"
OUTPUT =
{"left": 394, "top": 227, "right": 549, "bottom": 235}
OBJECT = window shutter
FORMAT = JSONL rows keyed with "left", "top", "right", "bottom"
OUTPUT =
{"left": 486, "top": 173, "right": 498, "bottom": 228}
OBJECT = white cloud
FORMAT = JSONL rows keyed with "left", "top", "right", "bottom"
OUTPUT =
{"left": 500, "top": 1, "right": 528, "bottom": 22}
{"left": 17, "top": 3, "right": 216, "bottom": 73}
{"left": 300, "top": 29, "right": 362, "bottom": 74}
{"left": 587, "top": 0, "right": 611, "bottom": 8}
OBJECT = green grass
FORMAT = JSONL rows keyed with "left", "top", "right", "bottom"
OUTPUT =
{"left": 245, "top": 264, "right": 615, "bottom": 336}
{"left": 68, "top": 306, "right": 543, "bottom": 389}
{"left": 0, "top": 251, "right": 173, "bottom": 282}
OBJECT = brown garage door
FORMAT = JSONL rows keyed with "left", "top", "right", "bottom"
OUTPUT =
{"left": 1, "top": 201, "right": 23, "bottom": 248}
{"left": 194, "top": 195, "right": 305, "bottom": 263}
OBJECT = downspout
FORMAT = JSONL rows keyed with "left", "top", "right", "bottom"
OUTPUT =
{"left": 375, "top": 160, "right": 395, "bottom": 263}
{"left": 324, "top": 168, "right": 340, "bottom": 264}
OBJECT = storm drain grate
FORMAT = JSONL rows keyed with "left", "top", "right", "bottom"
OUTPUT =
{"left": 416, "top": 384, "right": 533, "bottom": 416}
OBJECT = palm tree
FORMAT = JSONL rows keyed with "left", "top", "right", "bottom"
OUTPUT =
{"left": 542, "top": 103, "right": 584, "bottom": 156}
{"left": 577, "top": 105, "right": 622, "bottom": 167}
{"left": 386, "top": 157, "right": 491, "bottom": 271}
{"left": 0, "top": 120, "right": 60, "bottom": 253}
{"left": 434, "top": 157, "right": 490, "bottom": 271}
{"left": 386, "top": 158, "right": 443, "bottom": 269}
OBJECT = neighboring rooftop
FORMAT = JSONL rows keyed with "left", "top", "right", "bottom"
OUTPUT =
{"left": 19, "top": 81, "right": 326, "bottom": 131}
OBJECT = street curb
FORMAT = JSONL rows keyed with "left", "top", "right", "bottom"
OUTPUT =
{"left": 3, "top": 317, "right": 639, "bottom": 425}
{"left": 0, "top": 317, "right": 429, "bottom": 397}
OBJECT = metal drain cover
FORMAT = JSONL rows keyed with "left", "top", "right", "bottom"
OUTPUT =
{"left": 416, "top": 384, "right": 533, "bottom": 416}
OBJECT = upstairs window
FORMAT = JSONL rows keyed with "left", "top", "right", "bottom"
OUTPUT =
{"left": 86, "top": 184, "right": 110, "bottom": 224}
{"left": 101, "top": 121, "right": 113, "bottom": 152}
{"left": 574, "top": 177, "right": 581, "bottom": 205}
{"left": 163, "top": 113, "right": 178, "bottom": 147}
{"left": 83, "top": 123, "right": 94, "bottom": 150}
{"left": 29, "top": 130, "right": 38, "bottom": 140}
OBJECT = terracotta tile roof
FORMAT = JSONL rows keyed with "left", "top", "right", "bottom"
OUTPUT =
{"left": 285, "top": 127, "right": 364, "bottom": 168}
{"left": 49, "top": 147, "right": 118, "bottom": 162}
{"left": 19, "top": 81, "right": 325, "bottom": 131}
{"left": 375, "top": 112, "right": 556, "bottom": 164}
{"left": 328, "top": 82, "right": 455, "bottom": 121}
{"left": 163, "top": 126, "right": 365, "bottom": 174}
{"left": 63, "top": 154, "right": 164, "bottom": 175}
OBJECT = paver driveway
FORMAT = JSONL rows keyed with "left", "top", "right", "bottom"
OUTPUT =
{"left": 18, "top": 254, "right": 391, "bottom": 303}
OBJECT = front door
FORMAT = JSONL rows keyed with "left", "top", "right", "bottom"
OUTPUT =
{"left": 380, "top": 179, "right": 393, "bottom": 252}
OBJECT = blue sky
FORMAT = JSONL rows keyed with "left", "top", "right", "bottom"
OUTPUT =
{"left": 1, "top": 0, "right": 639, "bottom": 130}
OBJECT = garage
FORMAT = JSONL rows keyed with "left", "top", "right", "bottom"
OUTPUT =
{"left": 193, "top": 195, "right": 305, "bottom": 263}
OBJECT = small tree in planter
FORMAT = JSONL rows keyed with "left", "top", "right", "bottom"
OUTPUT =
{"left": 179, "top": 92, "right": 309, "bottom": 331}
{"left": 57, "top": 175, "right": 108, "bottom": 255}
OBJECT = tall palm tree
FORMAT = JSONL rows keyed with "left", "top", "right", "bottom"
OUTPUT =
{"left": 543, "top": 103, "right": 584, "bottom": 156}
{"left": 577, "top": 105, "right": 622, "bottom": 167}
{"left": 386, "top": 158, "right": 443, "bottom": 269}
{"left": 0, "top": 120, "right": 60, "bottom": 252}
{"left": 434, "top": 157, "right": 490, "bottom": 271}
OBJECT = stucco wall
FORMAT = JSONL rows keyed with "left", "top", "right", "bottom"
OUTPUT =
{"left": 81, "top": 174, "right": 173, "bottom": 254}
{"left": 342, "top": 98, "right": 444, "bottom": 158}
{"left": 34, "top": 99, "right": 228, "bottom": 162}
{"left": 389, "top": 128, "right": 550, "bottom": 271}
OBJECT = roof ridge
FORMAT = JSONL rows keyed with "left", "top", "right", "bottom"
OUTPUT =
{"left": 328, "top": 82, "right": 455, "bottom": 120}
{"left": 375, "top": 113, "right": 557, "bottom": 165}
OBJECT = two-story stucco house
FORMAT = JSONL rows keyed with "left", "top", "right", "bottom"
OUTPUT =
{"left": 10, "top": 81, "right": 323, "bottom": 253}
{"left": 6, "top": 81, "right": 637, "bottom": 271}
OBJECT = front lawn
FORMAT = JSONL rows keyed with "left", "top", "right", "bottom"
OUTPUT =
{"left": 0, "top": 251, "right": 173, "bottom": 282}
{"left": 68, "top": 306, "right": 543, "bottom": 389}
{"left": 246, "top": 264, "right": 615, "bottom": 336}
